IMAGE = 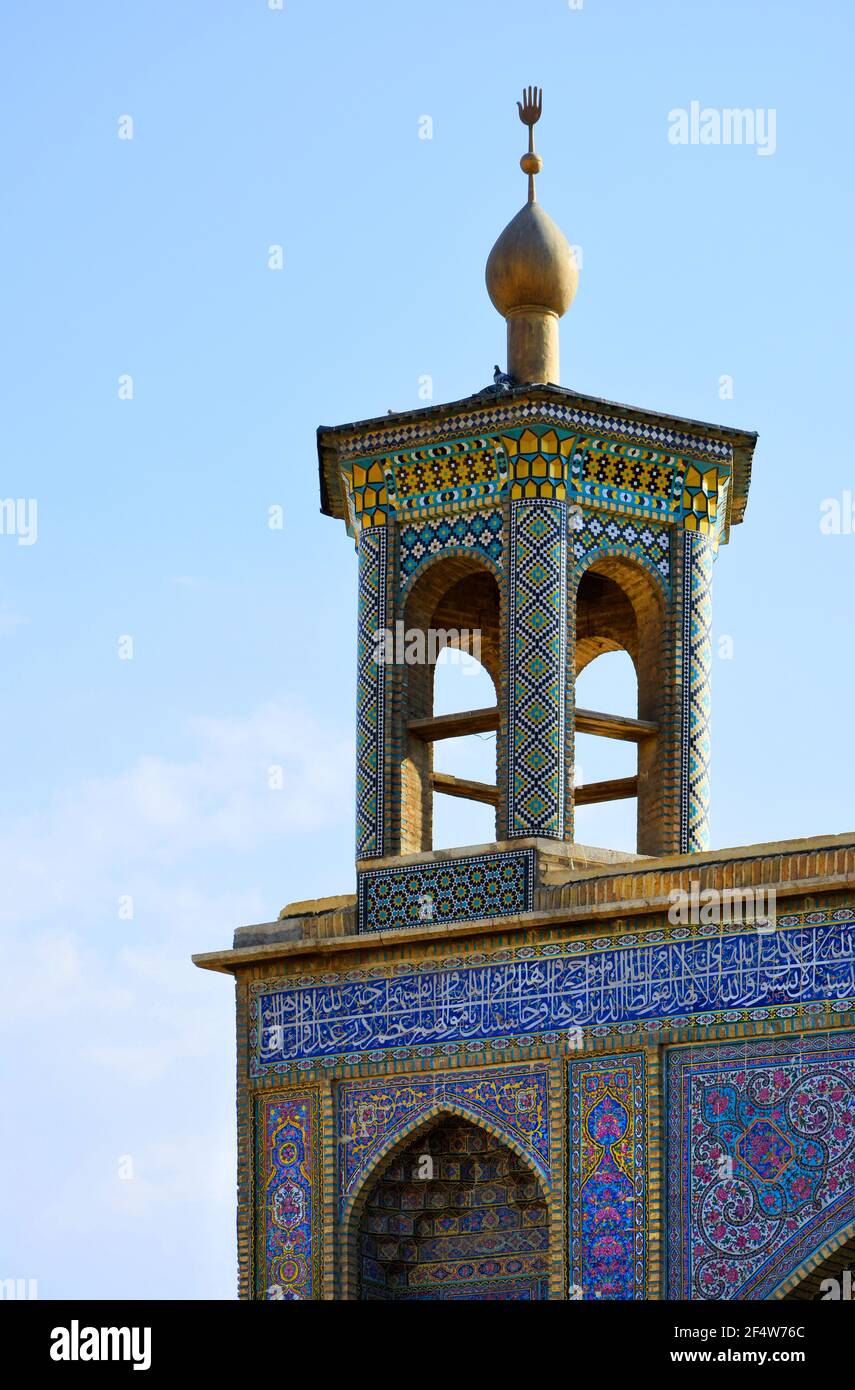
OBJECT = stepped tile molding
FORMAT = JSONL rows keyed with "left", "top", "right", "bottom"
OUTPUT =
{"left": 337, "top": 416, "right": 735, "bottom": 540}
{"left": 347, "top": 1109, "right": 552, "bottom": 1300}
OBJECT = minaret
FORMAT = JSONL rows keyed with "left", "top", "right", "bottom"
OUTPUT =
{"left": 486, "top": 87, "right": 578, "bottom": 385}
{"left": 313, "top": 88, "right": 757, "bottom": 897}
{"left": 197, "top": 93, "right": 855, "bottom": 1318}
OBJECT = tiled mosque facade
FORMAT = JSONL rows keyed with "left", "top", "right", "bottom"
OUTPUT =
{"left": 194, "top": 97, "right": 854, "bottom": 1301}
{"left": 220, "top": 841, "right": 855, "bottom": 1301}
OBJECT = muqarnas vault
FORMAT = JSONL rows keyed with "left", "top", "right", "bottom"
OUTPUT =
{"left": 194, "top": 91, "right": 855, "bottom": 1301}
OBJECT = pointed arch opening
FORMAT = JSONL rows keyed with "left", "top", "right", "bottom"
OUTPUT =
{"left": 343, "top": 1108, "right": 551, "bottom": 1301}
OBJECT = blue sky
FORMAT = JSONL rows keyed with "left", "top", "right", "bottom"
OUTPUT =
{"left": 1, "top": 0, "right": 853, "bottom": 1298}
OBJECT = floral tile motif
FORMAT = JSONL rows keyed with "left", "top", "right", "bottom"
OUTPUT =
{"left": 666, "top": 1032, "right": 855, "bottom": 1299}
{"left": 255, "top": 1089, "right": 321, "bottom": 1300}
{"left": 337, "top": 1064, "right": 551, "bottom": 1210}
{"left": 569, "top": 1053, "right": 647, "bottom": 1300}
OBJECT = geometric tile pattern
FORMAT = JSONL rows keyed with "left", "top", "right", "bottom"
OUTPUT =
{"left": 255, "top": 1088, "right": 321, "bottom": 1300}
{"left": 355, "top": 527, "right": 387, "bottom": 859}
{"left": 339, "top": 405, "right": 730, "bottom": 866}
{"left": 346, "top": 458, "right": 389, "bottom": 528}
{"left": 568, "top": 1053, "right": 647, "bottom": 1300}
{"left": 579, "top": 436, "right": 676, "bottom": 498}
{"left": 391, "top": 437, "right": 504, "bottom": 505}
{"left": 357, "top": 848, "right": 535, "bottom": 934}
{"left": 399, "top": 508, "right": 503, "bottom": 587}
{"left": 499, "top": 425, "right": 573, "bottom": 500}
{"left": 251, "top": 908, "right": 855, "bottom": 1071}
{"left": 681, "top": 460, "right": 722, "bottom": 536}
{"left": 680, "top": 532, "right": 713, "bottom": 853}
{"left": 335, "top": 403, "right": 733, "bottom": 541}
{"left": 570, "top": 506, "right": 671, "bottom": 588}
{"left": 339, "top": 410, "right": 731, "bottom": 538}
{"left": 334, "top": 400, "right": 733, "bottom": 469}
{"left": 508, "top": 499, "right": 567, "bottom": 838}
{"left": 666, "top": 1031, "right": 855, "bottom": 1299}
{"left": 337, "top": 1064, "right": 551, "bottom": 1210}
{"left": 356, "top": 1114, "right": 550, "bottom": 1300}
{"left": 575, "top": 435, "right": 686, "bottom": 524}
{"left": 345, "top": 436, "right": 508, "bottom": 528}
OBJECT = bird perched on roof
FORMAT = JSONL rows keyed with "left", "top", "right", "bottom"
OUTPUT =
{"left": 493, "top": 365, "right": 515, "bottom": 392}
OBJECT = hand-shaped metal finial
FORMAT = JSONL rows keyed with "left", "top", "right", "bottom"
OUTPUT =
{"left": 517, "top": 87, "right": 543, "bottom": 129}
{"left": 517, "top": 87, "right": 544, "bottom": 202}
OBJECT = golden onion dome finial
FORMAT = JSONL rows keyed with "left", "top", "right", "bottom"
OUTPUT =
{"left": 485, "top": 87, "right": 578, "bottom": 386}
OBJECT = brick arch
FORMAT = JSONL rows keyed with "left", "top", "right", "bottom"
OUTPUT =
{"left": 771, "top": 1218, "right": 855, "bottom": 1301}
{"left": 572, "top": 541, "right": 670, "bottom": 604}
{"left": 571, "top": 549, "right": 667, "bottom": 675}
{"left": 400, "top": 546, "right": 503, "bottom": 605}
{"left": 402, "top": 551, "right": 503, "bottom": 684}
{"left": 570, "top": 550, "right": 669, "bottom": 855}
{"left": 339, "top": 1100, "right": 552, "bottom": 1300}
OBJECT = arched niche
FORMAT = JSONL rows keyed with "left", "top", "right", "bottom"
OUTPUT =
{"left": 341, "top": 1106, "right": 551, "bottom": 1301}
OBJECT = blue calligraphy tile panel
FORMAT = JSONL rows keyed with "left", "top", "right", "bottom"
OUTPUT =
{"left": 249, "top": 908, "right": 855, "bottom": 1073}
{"left": 357, "top": 849, "right": 535, "bottom": 934}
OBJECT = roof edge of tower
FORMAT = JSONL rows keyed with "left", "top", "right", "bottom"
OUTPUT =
{"left": 316, "top": 382, "right": 757, "bottom": 524}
